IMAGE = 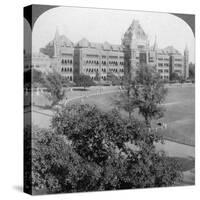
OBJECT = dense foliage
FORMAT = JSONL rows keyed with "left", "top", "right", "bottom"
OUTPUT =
{"left": 135, "top": 65, "right": 168, "bottom": 126}
{"left": 31, "top": 104, "right": 182, "bottom": 193}
{"left": 115, "top": 65, "right": 168, "bottom": 126}
{"left": 74, "top": 74, "right": 95, "bottom": 88}
{"left": 170, "top": 72, "right": 180, "bottom": 81}
{"left": 189, "top": 63, "right": 195, "bottom": 80}
{"left": 43, "top": 71, "right": 66, "bottom": 106}
{"left": 107, "top": 71, "right": 122, "bottom": 86}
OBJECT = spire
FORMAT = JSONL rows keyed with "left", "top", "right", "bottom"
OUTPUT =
{"left": 54, "top": 26, "right": 59, "bottom": 40}
{"left": 184, "top": 44, "right": 189, "bottom": 79}
{"left": 53, "top": 27, "right": 59, "bottom": 57}
{"left": 153, "top": 35, "right": 158, "bottom": 50}
{"left": 130, "top": 19, "right": 139, "bottom": 29}
{"left": 184, "top": 44, "right": 189, "bottom": 52}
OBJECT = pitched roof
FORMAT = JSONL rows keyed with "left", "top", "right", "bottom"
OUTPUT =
{"left": 124, "top": 19, "right": 148, "bottom": 40}
{"left": 163, "top": 46, "right": 181, "bottom": 54}
{"left": 57, "top": 35, "right": 73, "bottom": 47}
{"left": 77, "top": 38, "right": 90, "bottom": 47}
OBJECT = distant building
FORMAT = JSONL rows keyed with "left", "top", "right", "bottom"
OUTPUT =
{"left": 36, "top": 20, "right": 189, "bottom": 82}
{"left": 74, "top": 39, "right": 124, "bottom": 81}
{"left": 24, "top": 51, "right": 51, "bottom": 73}
{"left": 122, "top": 20, "right": 189, "bottom": 80}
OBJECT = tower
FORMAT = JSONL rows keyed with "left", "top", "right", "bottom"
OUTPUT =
{"left": 184, "top": 44, "right": 189, "bottom": 79}
{"left": 122, "top": 19, "right": 149, "bottom": 79}
{"left": 153, "top": 35, "right": 158, "bottom": 51}
{"left": 53, "top": 27, "right": 60, "bottom": 57}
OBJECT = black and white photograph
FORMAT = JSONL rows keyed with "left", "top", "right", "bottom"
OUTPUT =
{"left": 23, "top": 4, "right": 195, "bottom": 195}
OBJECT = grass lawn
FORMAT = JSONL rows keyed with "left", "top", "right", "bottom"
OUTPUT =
{"left": 169, "top": 157, "right": 195, "bottom": 172}
{"left": 32, "top": 85, "right": 195, "bottom": 146}
{"left": 74, "top": 86, "right": 195, "bottom": 146}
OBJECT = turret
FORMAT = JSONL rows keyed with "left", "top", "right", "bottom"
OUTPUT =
{"left": 153, "top": 35, "right": 158, "bottom": 51}
{"left": 184, "top": 44, "right": 189, "bottom": 79}
{"left": 53, "top": 27, "right": 60, "bottom": 57}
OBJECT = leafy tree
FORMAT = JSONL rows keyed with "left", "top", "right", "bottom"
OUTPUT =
{"left": 43, "top": 70, "right": 66, "bottom": 106}
{"left": 107, "top": 71, "right": 121, "bottom": 85}
{"left": 114, "top": 80, "right": 139, "bottom": 120}
{"left": 50, "top": 104, "right": 181, "bottom": 191}
{"left": 189, "top": 63, "right": 195, "bottom": 80}
{"left": 74, "top": 74, "right": 95, "bottom": 89}
{"left": 94, "top": 70, "right": 101, "bottom": 82}
{"left": 31, "top": 127, "right": 101, "bottom": 194}
{"left": 114, "top": 64, "right": 167, "bottom": 126}
{"left": 135, "top": 65, "right": 168, "bottom": 126}
{"left": 29, "top": 104, "right": 182, "bottom": 193}
{"left": 170, "top": 72, "right": 180, "bottom": 81}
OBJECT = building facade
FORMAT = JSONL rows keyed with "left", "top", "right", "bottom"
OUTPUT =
{"left": 34, "top": 20, "right": 189, "bottom": 82}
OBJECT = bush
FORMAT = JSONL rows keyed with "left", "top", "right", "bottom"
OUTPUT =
{"left": 74, "top": 74, "right": 95, "bottom": 88}
{"left": 31, "top": 127, "right": 101, "bottom": 193}
{"left": 50, "top": 104, "right": 182, "bottom": 191}
{"left": 29, "top": 105, "right": 182, "bottom": 194}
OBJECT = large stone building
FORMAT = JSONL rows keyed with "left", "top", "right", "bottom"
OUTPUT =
{"left": 35, "top": 19, "right": 189, "bottom": 82}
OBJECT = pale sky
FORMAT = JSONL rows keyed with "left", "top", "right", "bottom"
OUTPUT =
{"left": 32, "top": 6, "right": 195, "bottom": 62}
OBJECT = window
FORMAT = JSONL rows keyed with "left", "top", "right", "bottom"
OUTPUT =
{"left": 174, "top": 64, "right": 182, "bottom": 67}
{"left": 175, "top": 59, "right": 182, "bottom": 62}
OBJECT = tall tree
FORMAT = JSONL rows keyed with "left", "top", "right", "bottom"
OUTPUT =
{"left": 135, "top": 65, "right": 168, "bottom": 126}
{"left": 114, "top": 64, "right": 167, "bottom": 126}
{"left": 94, "top": 70, "right": 101, "bottom": 82}
{"left": 50, "top": 104, "right": 182, "bottom": 192}
{"left": 43, "top": 70, "right": 66, "bottom": 106}
{"left": 170, "top": 72, "right": 180, "bottom": 81}
{"left": 189, "top": 63, "right": 195, "bottom": 80}
{"left": 114, "top": 79, "right": 139, "bottom": 120}
{"left": 74, "top": 74, "right": 95, "bottom": 89}
{"left": 107, "top": 71, "right": 121, "bottom": 86}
